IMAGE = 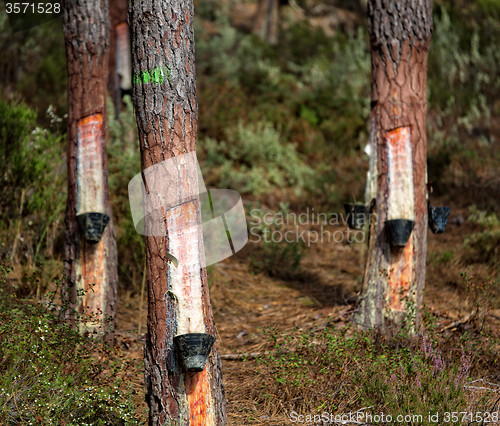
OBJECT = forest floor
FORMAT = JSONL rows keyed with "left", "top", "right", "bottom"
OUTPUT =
{"left": 2, "top": 0, "right": 500, "bottom": 423}
{"left": 113, "top": 200, "right": 500, "bottom": 425}
{"left": 68, "top": 1, "right": 500, "bottom": 421}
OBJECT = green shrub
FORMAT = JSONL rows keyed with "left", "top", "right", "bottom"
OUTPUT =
{"left": 253, "top": 325, "right": 490, "bottom": 421}
{"left": 464, "top": 206, "right": 500, "bottom": 265}
{"left": 0, "top": 263, "right": 140, "bottom": 425}
{"left": 0, "top": 99, "right": 66, "bottom": 277}
{"left": 429, "top": 6, "right": 499, "bottom": 122}
{"left": 247, "top": 202, "right": 308, "bottom": 278}
{"left": 361, "top": 338, "right": 476, "bottom": 423}
{"left": 0, "top": 11, "right": 67, "bottom": 117}
{"left": 434, "top": 250, "right": 454, "bottom": 265}
{"left": 199, "top": 121, "right": 314, "bottom": 196}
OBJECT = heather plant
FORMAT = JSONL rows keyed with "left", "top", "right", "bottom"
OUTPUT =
{"left": 455, "top": 268, "right": 500, "bottom": 370}
{"left": 254, "top": 325, "right": 360, "bottom": 413}
{"left": 362, "top": 334, "right": 484, "bottom": 425}
{"left": 253, "top": 324, "right": 493, "bottom": 421}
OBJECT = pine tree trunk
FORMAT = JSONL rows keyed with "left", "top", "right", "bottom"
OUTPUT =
{"left": 355, "top": 0, "right": 433, "bottom": 330}
{"left": 128, "top": 0, "right": 227, "bottom": 424}
{"left": 253, "top": 0, "right": 279, "bottom": 45}
{"left": 62, "top": 0, "right": 118, "bottom": 342}
{"left": 109, "top": 0, "right": 130, "bottom": 115}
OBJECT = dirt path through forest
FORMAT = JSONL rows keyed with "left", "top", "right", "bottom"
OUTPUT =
{"left": 114, "top": 202, "right": 496, "bottom": 425}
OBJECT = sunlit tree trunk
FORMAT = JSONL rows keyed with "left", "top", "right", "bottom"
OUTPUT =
{"left": 128, "top": 0, "right": 227, "bottom": 424}
{"left": 62, "top": 0, "right": 118, "bottom": 342}
{"left": 355, "top": 0, "right": 433, "bottom": 330}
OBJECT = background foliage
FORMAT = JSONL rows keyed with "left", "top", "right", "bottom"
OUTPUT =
{"left": 1, "top": 0, "right": 500, "bottom": 422}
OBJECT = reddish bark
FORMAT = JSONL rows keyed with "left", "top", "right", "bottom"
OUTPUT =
{"left": 128, "top": 0, "right": 227, "bottom": 423}
{"left": 62, "top": 0, "right": 118, "bottom": 342}
{"left": 355, "top": 0, "right": 433, "bottom": 330}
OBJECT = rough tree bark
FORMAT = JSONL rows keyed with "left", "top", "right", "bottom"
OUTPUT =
{"left": 128, "top": 0, "right": 227, "bottom": 424}
{"left": 62, "top": 0, "right": 118, "bottom": 341}
{"left": 355, "top": 0, "right": 433, "bottom": 330}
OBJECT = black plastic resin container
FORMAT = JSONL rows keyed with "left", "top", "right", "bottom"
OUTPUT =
{"left": 343, "top": 203, "right": 369, "bottom": 230}
{"left": 173, "top": 333, "right": 216, "bottom": 373}
{"left": 385, "top": 219, "right": 415, "bottom": 247}
{"left": 76, "top": 212, "right": 110, "bottom": 244}
{"left": 428, "top": 204, "right": 450, "bottom": 234}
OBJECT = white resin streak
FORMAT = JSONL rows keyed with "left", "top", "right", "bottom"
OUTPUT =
{"left": 365, "top": 146, "right": 378, "bottom": 204}
{"left": 167, "top": 204, "right": 206, "bottom": 336}
{"left": 387, "top": 128, "right": 415, "bottom": 221}
{"left": 76, "top": 117, "right": 104, "bottom": 215}
{"left": 365, "top": 114, "right": 378, "bottom": 204}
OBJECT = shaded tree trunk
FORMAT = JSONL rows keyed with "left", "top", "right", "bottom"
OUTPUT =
{"left": 128, "top": 0, "right": 227, "bottom": 424}
{"left": 355, "top": 0, "right": 433, "bottom": 330}
{"left": 109, "top": 0, "right": 131, "bottom": 115}
{"left": 62, "top": 0, "right": 118, "bottom": 342}
{"left": 253, "top": 0, "right": 279, "bottom": 45}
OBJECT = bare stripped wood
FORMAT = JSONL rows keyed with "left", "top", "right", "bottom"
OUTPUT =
{"left": 386, "top": 127, "right": 416, "bottom": 318}
{"left": 109, "top": 0, "right": 129, "bottom": 113}
{"left": 79, "top": 236, "right": 108, "bottom": 330}
{"left": 62, "top": 0, "right": 118, "bottom": 342}
{"left": 386, "top": 127, "right": 414, "bottom": 221}
{"left": 186, "top": 368, "right": 215, "bottom": 426}
{"left": 387, "top": 233, "right": 414, "bottom": 314}
{"left": 76, "top": 115, "right": 105, "bottom": 215}
{"left": 166, "top": 201, "right": 206, "bottom": 336}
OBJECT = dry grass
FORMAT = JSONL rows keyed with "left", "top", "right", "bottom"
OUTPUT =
{"left": 110, "top": 199, "right": 500, "bottom": 424}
